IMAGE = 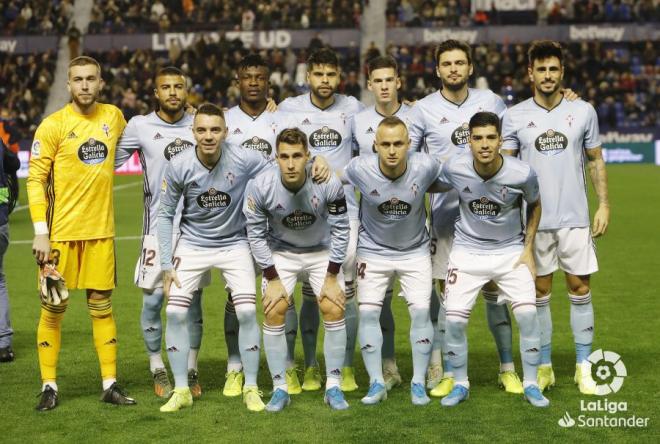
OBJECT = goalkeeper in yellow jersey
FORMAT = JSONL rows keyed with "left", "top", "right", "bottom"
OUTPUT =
{"left": 27, "top": 56, "right": 136, "bottom": 411}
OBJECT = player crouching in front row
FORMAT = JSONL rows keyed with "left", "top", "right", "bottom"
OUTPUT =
{"left": 437, "top": 112, "right": 549, "bottom": 408}
{"left": 244, "top": 128, "right": 351, "bottom": 411}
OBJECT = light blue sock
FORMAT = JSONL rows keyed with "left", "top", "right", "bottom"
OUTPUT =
{"left": 409, "top": 308, "right": 433, "bottom": 385}
{"left": 512, "top": 306, "right": 541, "bottom": 384}
{"left": 380, "top": 287, "right": 395, "bottom": 360}
{"left": 359, "top": 307, "right": 384, "bottom": 384}
{"left": 484, "top": 291, "right": 514, "bottom": 366}
{"left": 234, "top": 297, "right": 260, "bottom": 387}
{"left": 263, "top": 324, "right": 288, "bottom": 391}
{"left": 445, "top": 317, "right": 469, "bottom": 385}
{"left": 300, "top": 282, "right": 319, "bottom": 368}
{"left": 437, "top": 293, "right": 453, "bottom": 376}
{"left": 536, "top": 294, "right": 552, "bottom": 365}
{"left": 188, "top": 289, "right": 203, "bottom": 357}
{"left": 324, "top": 319, "right": 347, "bottom": 388}
{"left": 343, "top": 280, "right": 358, "bottom": 367}
{"left": 284, "top": 302, "right": 297, "bottom": 367}
{"left": 141, "top": 289, "right": 164, "bottom": 358}
{"left": 165, "top": 300, "right": 191, "bottom": 388}
{"left": 224, "top": 295, "right": 242, "bottom": 369}
{"left": 569, "top": 292, "right": 594, "bottom": 364}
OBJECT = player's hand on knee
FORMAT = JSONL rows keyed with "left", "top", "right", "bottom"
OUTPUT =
{"left": 39, "top": 263, "right": 69, "bottom": 305}
{"left": 311, "top": 155, "right": 331, "bottom": 183}
{"left": 562, "top": 88, "right": 581, "bottom": 101}
{"left": 263, "top": 278, "right": 289, "bottom": 315}
{"left": 514, "top": 248, "right": 537, "bottom": 280}
{"left": 320, "top": 273, "right": 345, "bottom": 312}
{"left": 32, "top": 234, "right": 51, "bottom": 265}
{"left": 265, "top": 97, "right": 278, "bottom": 112}
{"left": 592, "top": 204, "right": 610, "bottom": 238}
{"left": 162, "top": 269, "right": 181, "bottom": 299}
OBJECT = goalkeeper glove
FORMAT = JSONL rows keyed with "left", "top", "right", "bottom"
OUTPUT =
{"left": 39, "top": 263, "right": 69, "bottom": 305}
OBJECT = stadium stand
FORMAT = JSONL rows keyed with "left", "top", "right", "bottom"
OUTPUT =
{"left": 0, "top": 0, "right": 73, "bottom": 35}
{"left": 88, "top": 0, "right": 363, "bottom": 34}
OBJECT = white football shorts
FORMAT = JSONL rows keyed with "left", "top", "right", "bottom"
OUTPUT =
{"left": 534, "top": 227, "right": 599, "bottom": 276}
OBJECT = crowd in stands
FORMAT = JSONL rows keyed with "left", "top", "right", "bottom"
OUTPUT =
{"left": 0, "top": 0, "right": 73, "bottom": 35}
{"left": 386, "top": 0, "right": 659, "bottom": 27}
{"left": 0, "top": 51, "right": 56, "bottom": 140}
{"left": 88, "top": 0, "right": 362, "bottom": 34}
{"left": 383, "top": 39, "right": 658, "bottom": 128}
{"left": 90, "top": 38, "right": 361, "bottom": 120}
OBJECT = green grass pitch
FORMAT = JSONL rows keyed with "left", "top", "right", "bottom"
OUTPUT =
{"left": 1, "top": 165, "right": 658, "bottom": 443}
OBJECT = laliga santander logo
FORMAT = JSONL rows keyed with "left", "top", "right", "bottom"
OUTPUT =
{"left": 582, "top": 349, "right": 627, "bottom": 396}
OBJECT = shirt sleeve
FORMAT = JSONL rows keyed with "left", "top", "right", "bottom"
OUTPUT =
{"left": 522, "top": 166, "right": 540, "bottom": 204}
{"left": 583, "top": 103, "right": 601, "bottom": 150}
{"left": 433, "top": 161, "right": 454, "bottom": 190}
{"left": 157, "top": 162, "right": 182, "bottom": 269}
{"left": 325, "top": 176, "right": 349, "bottom": 271}
{"left": 501, "top": 110, "right": 520, "bottom": 151}
{"left": 343, "top": 157, "right": 360, "bottom": 187}
{"left": 27, "top": 117, "right": 60, "bottom": 228}
{"left": 493, "top": 94, "right": 508, "bottom": 119}
{"left": 405, "top": 104, "right": 425, "bottom": 152}
{"left": 115, "top": 116, "right": 140, "bottom": 169}
{"left": 242, "top": 148, "right": 274, "bottom": 177}
{"left": 243, "top": 179, "right": 276, "bottom": 276}
{"left": 349, "top": 115, "right": 359, "bottom": 157}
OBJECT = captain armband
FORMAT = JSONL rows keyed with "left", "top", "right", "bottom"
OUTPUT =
{"left": 327, "top": 197, "right": 347, "bottom": 215}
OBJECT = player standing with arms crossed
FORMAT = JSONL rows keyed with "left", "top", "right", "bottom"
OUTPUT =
{"left": 29, "top": 56, "right": 136, "bottom": 411}
{"left": 115, "top": 66, "right": 206, "bottom": 399}
{"left": 502, "top": 40, "right": 609, "bottom": 394}
{"left": 244, "top": 128, "right": 350, "bottom": 411}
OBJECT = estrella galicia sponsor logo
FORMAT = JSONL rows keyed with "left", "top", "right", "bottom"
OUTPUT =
{"left": 309, "top": 126, "right": 342, "bottom": 149}
{"left": 469, "top": 197, "right": 501, "bottom": 220}
{"left": 535, "top": 129, "right": 568, "bottom": 155}
{"left": 282, "top": 209, "right": 316, "bottom": 230}
{"left": 196, "top": 187, "right": 231, "bottom": 210}
{"left": 378, "top": 197, "right": 412, "bottom": 220}
{"left": 241, "top": 136, "right": 272, "bottom": 156}
{"left": 78, "top": 138, "right": 108, "bottom": 164}
{"left": 451, "top": 123, "right": 470, "bottom": 147}
{"left": 164, "top": 138, "right": 194, "bottom": 160}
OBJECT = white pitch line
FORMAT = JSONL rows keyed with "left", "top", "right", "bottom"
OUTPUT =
{"left": 11, "top": 235, "right": 142, "bottom": 245}
{"left": 12, "top": 180, "right": 142, "bottom": 213}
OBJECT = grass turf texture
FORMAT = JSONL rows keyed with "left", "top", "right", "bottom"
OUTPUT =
{"left": 1, "top": 166, "right": 658, "bottom": 443}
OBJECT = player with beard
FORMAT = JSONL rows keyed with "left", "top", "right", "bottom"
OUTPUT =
{"left": 29, "top": 56, "right": 136, "bottom": 411}
{"left": 502, "top": 41, "right": 608, "bottom": 394}
{"left": 278, "top": 48, "right": 365, "bottom": 393}
{"left": 407, "top": 40, "right": 525, "bottom": 397}
{"left": 115, "top": 67, "right": 207, "bottom": 399}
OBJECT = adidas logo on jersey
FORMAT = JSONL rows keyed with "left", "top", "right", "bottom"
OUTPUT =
{"left": 527, "top": 121, "right": 537, "bottom": 128}
{"left": 369, "top": 189, "right": 380, "bottom": 197}
{"left": 190, "top": 180, "right": 200, "bottom": 188}
{"left": 67, "top": 131, "right": 77, "bottom": 139}
{"left": 366, "top": 127, "right": 374, "bottom": 134}
{"left": 233, "top": 128, "right": 243, "bottom": 135}
{"left": 301, "top": 118, "right": 312, "bottom": 125}
{"left": 275, "top": 203, "right": 285, "bottom": 211}
{"left": 154, "top": 132, "right": 163, "bottom": 140}
{"left": 439, "top": 117, "right": 450, "bottom": 124}
{"left": 463, "top": 186, "right": 472, "bottom": 193}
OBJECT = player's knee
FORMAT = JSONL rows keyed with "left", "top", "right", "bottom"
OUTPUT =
{"left": 535, "top": 275, "right": 553, "bottom": 298}
{"left": 359, "top": 306, "right": 381, "bottom": 325}
{"left": 265, "top": 298, "right": 289, "bottom": 326}
{"left": 87, "top": 289, "right": 112, "bottom": 300}
{"left": 166, "top": 303, "right": 188, "bottom": 323}
{"left": 567, "top": 278, "right": 590, "bottom": 296}
{"left": 445, "top": 317, "right": 468, "bottom": 340}
{"left": 142, "top": 291, "right": 164, "bottom": 312}
{"left": 319, "top": 298, "right": 343, "bottom": 322}
{"left": 234, "top": 300, "right": 257, "bottom": 324}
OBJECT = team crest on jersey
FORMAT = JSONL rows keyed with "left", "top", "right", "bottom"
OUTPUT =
{"left": 311, "top": 194, "right": 320, "bottom": 209}
{"left": 241, "top": 136, "right": 272, "bottom": 156}
{"left": 535, "top": 129, "right": 568, "bottom": 156}
{"left": 164, "top": 138, "right": 194, "bottom": 160}
{"left": 309, "top": 126, "right": 342, "bottom": 149}
{"left": 282, "top": 209, "right": 316, "bottom": 230}
{"left": 197, "top": 187, "right": 231, "bottom": 210}
{"left": 469, "top": 197, "right": 501, "bottom": 220}
{"left": 451, "top": 123, "right": 470, "bottom": 147}
{"left": 566, "top": 114, "right": 575, "bottom": 127}
{"left": 500, "top": 186, "right": 509, "bottom": 200}
{"left": 102, "top": 123, "right": 110, "bottom": 137}
{"left": 154, "top": 132, "right": 163, "bottom": 140}
{"left": 378, "top": 197, "right": 412, "bottom": 220}
{"left": 78, "top": 138, "right": 108, "bottom": 165}
{"left": 226, "top": 172, "right": 235, "bottom": 185}
{"left": 411, "top": 183, "right": 419, "bottom": 197}
{"left": 31, "top": 140, "right": 41, "bottom": 157}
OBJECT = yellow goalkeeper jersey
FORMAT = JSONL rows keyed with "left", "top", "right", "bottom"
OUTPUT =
{"left": 27, "top": 103, "right": 126, "bottom": 241}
